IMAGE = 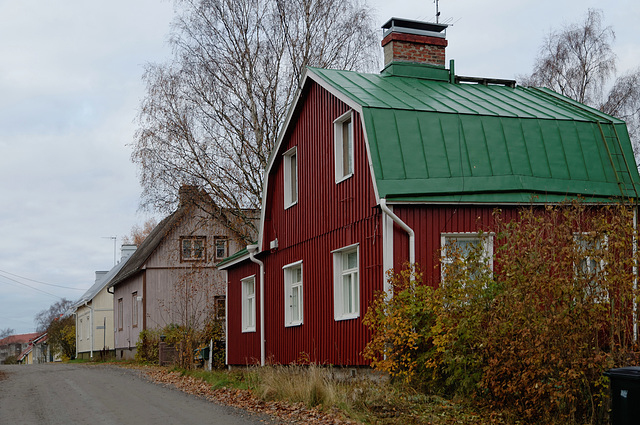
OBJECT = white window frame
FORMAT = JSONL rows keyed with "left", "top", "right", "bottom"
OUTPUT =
{"left": 132, "top": 291, "right": 138, "bottom": 328}
{"left": 79, "top": 318, "right": 83, "bottom": 341}
{"left": 181, "top": 236, "right": 206, "bottom": 261}
{"left": 283, "top": 260, "right": 303, "bottom": 327}
{"left": 332, "top": 244, "right": 360, "bottom": 321}
{"left": 214, "top": 237, "right": 228, "bottom": 260}
{"left": 241, "top": 275, "right": 256, "bottom": 332}
{"left": 441, "top": 233, "right": 494, "bottom": 282}
{"left": 574, "top": 233, "right": 608, "bottom": 302}
{"left": 283, "top": 147, "right": 298, "bottom": 209}
{"left": 117, "top": 298, "right": 123, "bottom": 331}
{"left": 334, "top": 110, "right": 354, "bottom": 183}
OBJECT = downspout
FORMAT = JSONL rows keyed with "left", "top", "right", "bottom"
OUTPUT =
{"left": 634, "top": 207, "right": 638, "bottom": 342}
{"left": 379, "top": 198, "right": 415, "bottom": 266}
{"left": 247, "top": 244, "right": 265, "bottom": 366}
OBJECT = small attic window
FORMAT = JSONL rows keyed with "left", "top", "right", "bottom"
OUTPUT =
{"left": 334, "top": 110, "right": 354, "bottom": 183}
{"left": 181, "top": 236, "right": 206, "bottom": 261}
{"left": 283, "top": 147, "right": 298, "bottom": 208}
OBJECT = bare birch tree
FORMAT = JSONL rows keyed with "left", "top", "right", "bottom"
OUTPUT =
{"left": 520, "top": 9, "right": 640, "bottom": 154}
{"left": 133, "top": 0, "right": 378, "bottom": 240}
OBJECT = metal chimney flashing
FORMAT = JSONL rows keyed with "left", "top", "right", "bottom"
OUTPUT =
{"left": 382, "top": 17, "right": 447, "bottom": 39}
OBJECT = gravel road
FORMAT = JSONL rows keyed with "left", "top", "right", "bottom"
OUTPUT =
{"left": 0, "top": 363, "right": 273, "bottom": 425}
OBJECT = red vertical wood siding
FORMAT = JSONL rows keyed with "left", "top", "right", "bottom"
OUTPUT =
{"left": 392, "top": 205, "right": 520, "bottom": 284}
{"left": 226, "top": 82, "right": 383, "bottom": 366}
{"left": 226, "top": 263, "right": 262, "bottom": 365}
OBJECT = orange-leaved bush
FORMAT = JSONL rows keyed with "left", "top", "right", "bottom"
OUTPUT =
{"left": 364, "top": 202, "right": 640, "bottom": 424}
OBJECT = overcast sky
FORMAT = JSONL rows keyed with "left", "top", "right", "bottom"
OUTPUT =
{"left": 1, "top": 0, "right": 638, "bottom": 335}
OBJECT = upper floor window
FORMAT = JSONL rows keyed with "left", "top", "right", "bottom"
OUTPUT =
{"left": 334, "top": 111, "right": 354, "bottom": 182}
{"left": 283, "top": 261, "right": 303, "bottom": 327}
{"left": 132, "top": 292, "right": 139, "bottom": 328}
{"left": 117, "top": 298, "right": 123, "bottom": 331}
{"left": 214, "top": 237, "right": 228, "bottom": 260}
{"left": 241, "top": 276, "right": 256, "bottom": 332}
{"left": 332, "top": 244, "right": 359, "bottom": 321}
{"left": 283, "top": 147, "right": 298, "bottom": 208}
{"left": 181, "top": 236, "right": 206, "bottom": 261}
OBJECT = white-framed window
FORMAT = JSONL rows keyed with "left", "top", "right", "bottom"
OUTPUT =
{"left": 283, "top": 147, "right": 298, "bottom": 208}
{"left": 117, "top": 298, "right": 123, "bottom": 331}
{"left": 334, "top": 110, "right": 354, "bottom": 182}
{"left": 79, "top": 318, "right": 83, "bottom": 341}
{"left": 214, "top": 237, "right": 228, "bottom": 260}
{"left": 332, "top": 244, "right": 359, "bottom": 321}
{"left": 181, "top": 236, "right": 206, "bottom": 261}
{"left": 132, "top": 292, "right": 138, "bottom": 328}
{"left": 574, "top": 233, "right": 608, "bottom": 302}
{"left": 283, "top": 260, "right": 303, "bottom": 327}
{"left": 441, "top": 233, "right": 494, "bottom": 282}
{"left": 241, "top": 276, "right": 256, "bottom": 332}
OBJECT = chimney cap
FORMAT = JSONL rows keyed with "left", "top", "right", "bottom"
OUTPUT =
{"left": 382, "top": 18, "right": 447, "bottom": 39}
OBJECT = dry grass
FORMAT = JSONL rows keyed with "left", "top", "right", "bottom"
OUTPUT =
{"left": 255, "top": 364, "right": 339, "bottom": 407}
{"left": 246, "top": 364, "right": 502, "bottom": 424}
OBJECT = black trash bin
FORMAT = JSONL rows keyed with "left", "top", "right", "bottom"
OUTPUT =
{"left": 605, "top": 367, "right": 640, "bottom": 425}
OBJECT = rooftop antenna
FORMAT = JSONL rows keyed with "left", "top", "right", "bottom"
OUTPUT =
{"left": 434, "top": 0, "right": 440, "bottom": 23}
{"left": 102, "top": 236, "right": 117, "bottom": 266}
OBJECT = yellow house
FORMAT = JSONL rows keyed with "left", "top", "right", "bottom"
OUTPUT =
{"left": 72, "top": 245, "right": 136, "bottom": 359}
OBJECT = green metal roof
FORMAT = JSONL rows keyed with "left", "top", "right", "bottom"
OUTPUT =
{"left": 216, "top": 246, "right": 250, "bottom": 269}
{"left": 308, "top": 65, "right": 639, "bottom": 202}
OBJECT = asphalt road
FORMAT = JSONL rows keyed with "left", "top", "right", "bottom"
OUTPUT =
{"left": 0, "top": 363, "right": 272, "bottom": 425}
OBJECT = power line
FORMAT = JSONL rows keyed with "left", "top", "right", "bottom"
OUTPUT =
{"left": 0, "top": 269, "right": 83, "bottom": 290}
{"left": 0, "top": 273, "right": 66, "bottom": 300}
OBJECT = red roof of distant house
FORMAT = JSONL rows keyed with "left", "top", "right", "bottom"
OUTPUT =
{"left": 0, "top": 332, "right": 43, "bottom": 346}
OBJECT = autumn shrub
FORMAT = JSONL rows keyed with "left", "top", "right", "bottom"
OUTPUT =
{"left": 364, "top": 202, "right": 640, "bottom": 424}
{"left": 47, "top": 315, "right": 76, "bottom": 360}
{"left": 135, "top": 329, "right": 161, "bottom": 363}
{"left": 136, "top": 320, "right": 225, "bottom": 369}
{"left": 362, "top": 265, "right": 440, "bottom": 389}
{"left": 3, "top": 355, "right": 18, "bottom": 365}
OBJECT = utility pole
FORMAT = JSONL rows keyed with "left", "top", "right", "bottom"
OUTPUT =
{"left": 102, "top": 236, "right": 117, "bottom": 266}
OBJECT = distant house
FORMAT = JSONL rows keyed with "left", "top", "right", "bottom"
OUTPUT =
{"left": 71, "top": 244, "right": 137, "bottom": 360}
{"left": 219, "top": 18, "right": 640, "bottom": 367}
{"left": 107, "top": 185, "right": 254, "bottom": 360}
{"left": 0, "top": 332, "right": 40, "bottom": 364}
{"left": 17, "top": 332, "right": 50, "bottom": 364}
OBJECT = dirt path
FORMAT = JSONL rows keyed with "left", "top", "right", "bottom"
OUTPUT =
{"left": 0, "top": 363, "right": 274, "bottom": 425}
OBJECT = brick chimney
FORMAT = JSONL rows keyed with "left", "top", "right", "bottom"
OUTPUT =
{"left": 178, "top": 184, "right": 200, "bottom": 206}
{"left": 381, "top": 18, "right": 448, "bottom": 68}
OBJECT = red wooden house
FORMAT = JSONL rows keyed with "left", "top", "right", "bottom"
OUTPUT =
{"left": 218, "top": 18, "right": 640, "bottom": 366}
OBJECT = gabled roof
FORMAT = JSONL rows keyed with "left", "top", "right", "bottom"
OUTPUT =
{"left": 0, "top": 332, "right": 41, "bottom": 346}
{"left": 307, "top": 64, "right": 640, "bottom": 203}
{"left": 72, "top": 249, "right": 136, "bottom": 310}
{"left": 107, "top": 187, "right": 232, "bottom": 289}
{"left": 107, "top": 209, "right": 185, "bottom": 289}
